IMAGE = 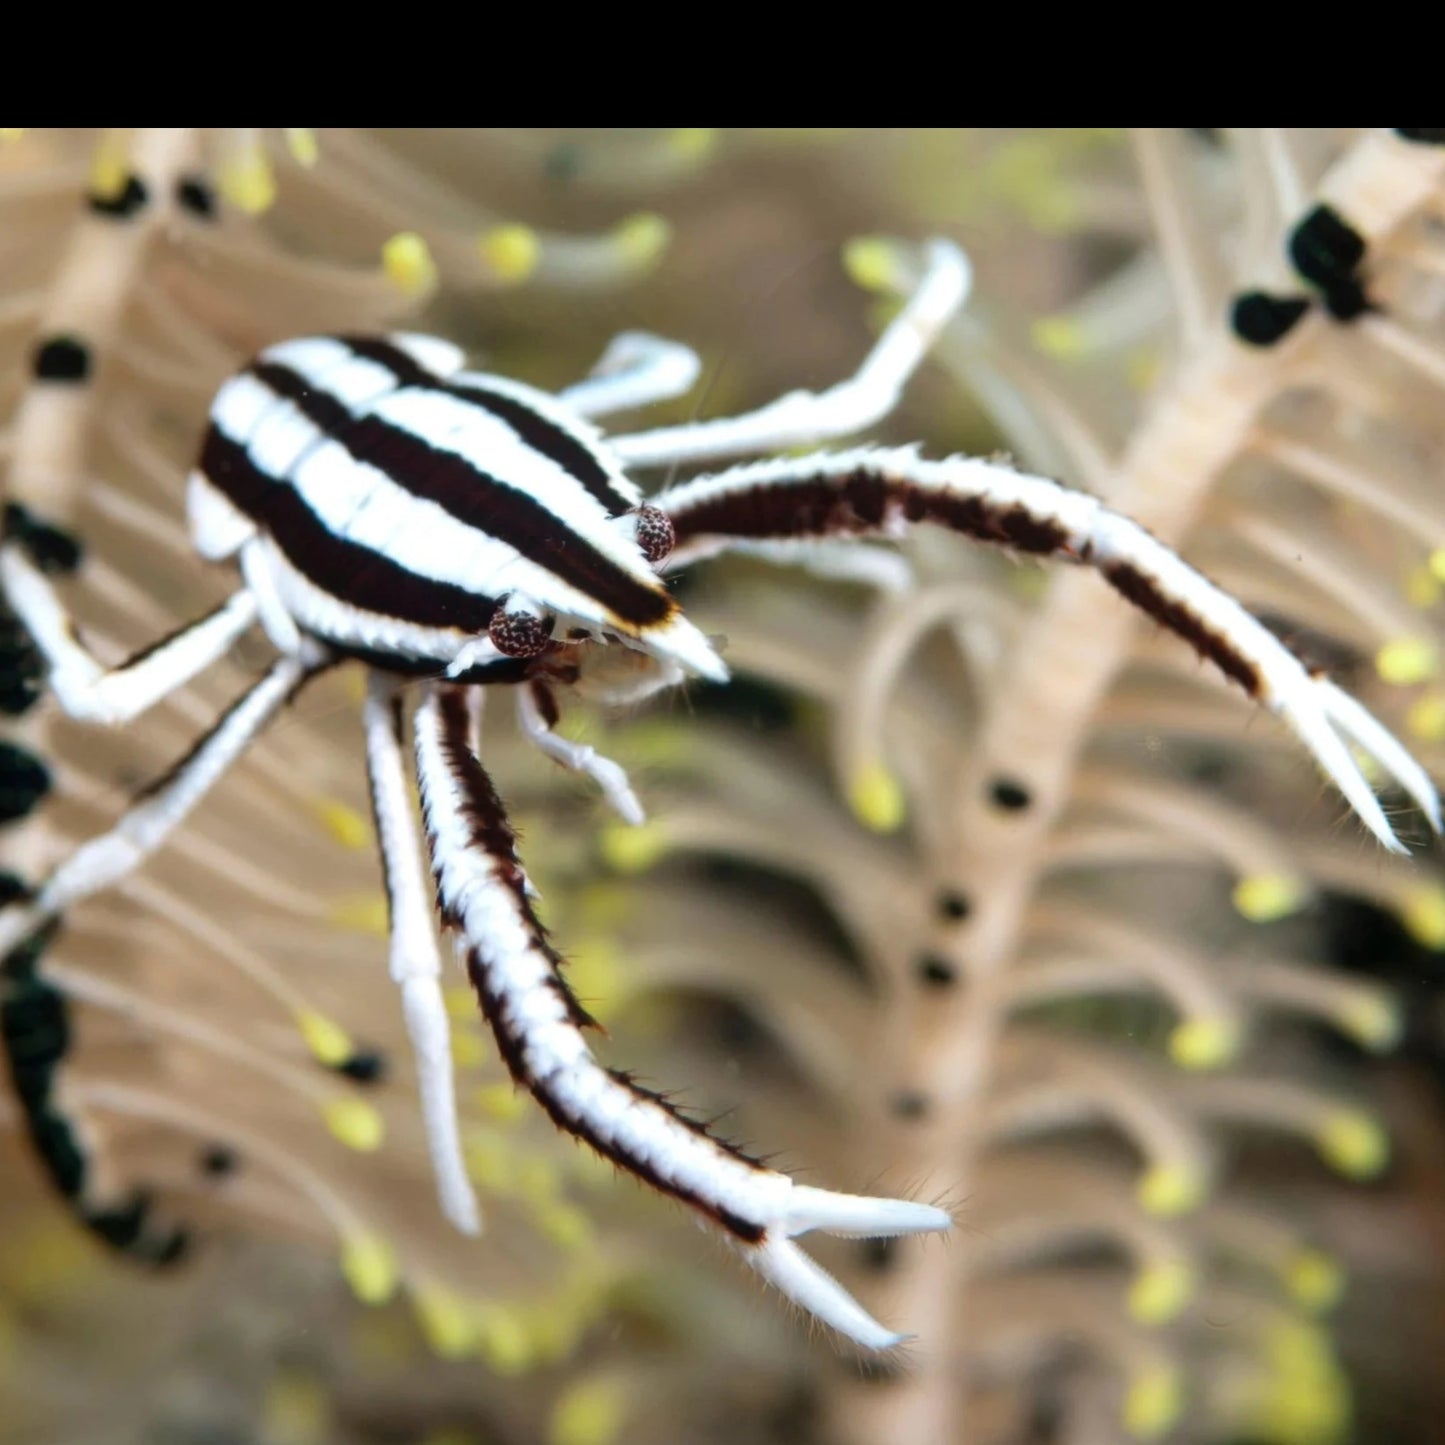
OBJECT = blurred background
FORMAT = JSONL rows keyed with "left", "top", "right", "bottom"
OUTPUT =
{"left": 0, "top": 128, "right": 1442, "bottom": 1445}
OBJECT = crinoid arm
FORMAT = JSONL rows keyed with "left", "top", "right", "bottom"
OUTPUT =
{"left": 412, "top": 681, "right": 950, "bottom": 1349}
{"left": 653, "top": 447, "right": 1441, "bottom": 854}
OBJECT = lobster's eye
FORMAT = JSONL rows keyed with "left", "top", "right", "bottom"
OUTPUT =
{"left": 489, "top": 607, "right": 553, "bottom": 658}
{"left": 634, "top": 504, "right": 674, "bottom": 564}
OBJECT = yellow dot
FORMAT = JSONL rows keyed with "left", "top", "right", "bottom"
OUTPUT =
{"left": 1233, "top": 872, "right": 1307, "bottom": 923}
{"left": 285, "top": 128, "right": 319, "bottom": 168}
{"left": 1168, "top": 1016, "right": 1241, "bottom": 1071}
{"left": 550, "top": 1377, "right": 625, "bottom": 1445}
{"left": 465, "top": 1133, "right": 517, "bottom": 1192}
{"left": 310, "top": 796, "right": 372, "bottom": 850}
{"left": 328, "top": 894, "right": 388, "bottom": 936}
{"left": 413, "top": 1283, "right": 476, "bottom": 1359}
{"left": 613, "top": 212, "right": 670, "bottom": 268}
{"left": 667, "top": 128, "right": 716, "bottom": 161}
{"left": 88, "top": 132, "right": 129, "bottom": 200}
{"left": 843, "top": 236, "right": 902, "bottom": 294}
{"left": 1128, "top": 1259, "right": 1195, "bottom": 1325}
{"left": 1376, "top": 637, "right": 1437, "bottom": 685}
{"left": 1400, "top": 887, "right": 1445, "bottom": 950}
{"left": 219, "top": 149, "right": 277, "bottom": 215}
{"left": 479, "top": 224, "right": 540, "bottom": 283}
{"left": 538, "top": 1201, "right": 594, "bottom": 1252}
{"left": 1316, "top": 1110, "right": 1388, "bottom": 1179}
{"left": 476, "top": 1304, "right": 536, "bottom": 1374}
{"left": 382, "top": 231, "right": 438, "bottom": 298}
{"left": 1286, "top": 1249, "right": 1346, "bottom": 1314}
{"left": 1407, "top": 692, "right": 1445, "bottom": 741}
{"left": 1137, "top": 1164, "right": 1205, "bottom": 1217}
{"left": 599, "top": 819, "right": 668, "bottom": 874}
{"left": 1030, "top": 315, "right": 1087, "bottom": 359}
{"left": 1122, "top": 1367, "right": 1183, "bottom": 1440}
{"left": 324, "top": 1097, "right": 385, "bottom": 1152}
{"left": 340, "top": 1230, "right": 399, "bottom": 1305}
{"left": 847, "top": 761, "right": 906, "bottom": 833}
{"left": 297, "top": 1010, "right": 354, "bottom": 1067}
{"left": 1430, "top": 546, "right": 1445, "bottom": 583}
{"left": 1338, "top": 991, "right": 1401, "bottom": 1052}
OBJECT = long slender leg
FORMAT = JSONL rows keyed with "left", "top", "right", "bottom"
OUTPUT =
{"left": 0, "top": 653, "right": 319, "bottom": 958}
{"left": 413, "top": 681, "right": 949, "bottom": 1350}
{"left": 608, "top": 239, "right": 970, "bottom": 468}
{"left": 654, "top": 447, "right": 1441, "bottom": 854}
{"left": 0, "top": 541, "right": 259, "bottom": 725}
{"left": 555, "top": 331, "right": 702, "bottom": 419}
{"left": 362, "top": 670, "right": 481, "bottom": 1235}
{"left": 516, "top": 679, "right": 644, "bottom": 824}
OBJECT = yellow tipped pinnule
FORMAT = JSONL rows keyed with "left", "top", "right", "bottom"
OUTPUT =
{"left": 476, "top": 1304, "right": 536, "bottom": 1374}
{"left": 476, "top": 1081, "right": 529, "bottom": 1124}
{"left": 1338, "top": 990, "right": 1402, "bottom": 1052}
{"left": 538, "top": 1201, "right": 594, "bottom": 1252}
{"left": 600, "top": 818, "right": 668, "bottom": 874}
{"left": 1376, "top": 636, "right": 1438, "bottom": 685}
{"left": 263, "top": 1370, "right": 330, "bottom": 1445}
{"left": 1286, "top": 1249, "right": 1346, "bottom": 1314}
{"left": 1254, "top": 1321, "right": 1351, "bottom": 1445}
{"left": 1316, "top": 1110, "right": 1388, "bottom": 1179}
{"left": 1031, "top": 315, "right": 1087, "bottom": 359}
{"left": 1168, "top": 1016, "right": 1241, "bottom": 1071}
{"left": 1430, "top": 545, "right": 1445, "bottom": 583}
{"left": 843, "top": 236, "right": 904, "bottom": 295}
{"left": 414, "top": 1282, "right": 476, "bottom": 1359}
{"left": 847, "top": 761, "right": 906, "bottom": 833}
{"left": 298, "top": 1009, "right": 354, "bottom": 1066}
{"left": 323, "top": 1097, "right": 385, "bottom": 1152}
{"left": 1233, "top": 872, "right": 1307, "bottom": 923}
{"left": 382, "top": 231, "right": 438, "bottom": 298}
{"left": 219, "top": 149, "right": 277, "bottom": 215}
{"left": 284, "top": 128, "right": 319, "bottom": 167}
{"left": 613, "top": 212, "right": 671, "bottom": 268}
{"left": 479, "top": 224, "right": 540, "bottom": 284}
{"left": 465, "top": 1133, "right": 517, "bottom": 1192}
{"left": 89, "top": 131, "right": 129, "bottom": 200}
{"left": 668, "top": 127, "right": 717, "bottom": 161}
{"left": 1138, "top": 1163, "right": 1205, "bottom": 1217}
{"left": 310, "top": 796, "right": 372, "bottom": 850}
{"left": 551, "top": 1376, "right": 626, "bottom": 1445}
{"left": 340, "top": 1230, "right": 399, "bottom": 1305}
{"left": 1407, "top": 692, "right": 1445, "bottom": 741}
{"left": 1123, "top": 1366, "right": 1183, "bottom": 1440}
{"left": 1400, "top": 886, "right": 1445, "bottom": 949}
{"left": 1128, "top": 1259, "right": 1195, "bottom": 1325}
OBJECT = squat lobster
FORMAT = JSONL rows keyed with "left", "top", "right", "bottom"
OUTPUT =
{"left": 0, "top": 239, "right": 1436, "bottom": 1349}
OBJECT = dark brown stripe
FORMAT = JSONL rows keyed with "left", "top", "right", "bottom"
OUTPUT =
{"left": 428, "top": 687, "right": 766, "bottom": 1242}
{"left": 342, "top": 336, "right": 630, "bottom": 513}
{"left": 253, "top": 353, "right": 670, "bottom": 629}
{"left": 1103, "top": 561, "right": 1261, "bottom": 697}
{"left": 111, "top": 600, "right": 237, "bottom": 675}
{"left": 667, "top": 467, "right": 1070, "bottom": 555}
{"left": 199, "top": 429, "right": 500, "bottom": 633}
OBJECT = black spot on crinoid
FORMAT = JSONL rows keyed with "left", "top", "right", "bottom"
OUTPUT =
{"left": 86, "top": 174, "right": 148, "bottom": 219}
{"left": 32, "top": 335, "right": 92, "bottom": 382}
{"left": 1231, "top": 291, "right": 1311, "bottom": 347}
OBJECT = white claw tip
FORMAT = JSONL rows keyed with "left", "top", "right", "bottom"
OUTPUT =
{"left": 785, "top": 1184, "right": 952, "bottom": 1239}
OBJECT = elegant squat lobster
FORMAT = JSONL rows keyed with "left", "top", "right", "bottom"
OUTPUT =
{"left": 0, "top": 240, "right": 1436, "bottom": 1348}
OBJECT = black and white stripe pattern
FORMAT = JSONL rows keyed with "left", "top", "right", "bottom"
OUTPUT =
{"left": 187, "top": 333, "right": 722, "bottom": 681}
